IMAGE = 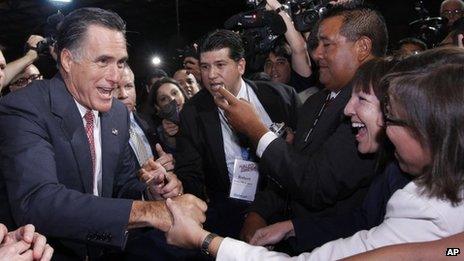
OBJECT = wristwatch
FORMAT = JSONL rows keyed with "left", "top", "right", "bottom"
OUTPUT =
{"left": 200, "top": 233, "right": 218, "bottom": 255}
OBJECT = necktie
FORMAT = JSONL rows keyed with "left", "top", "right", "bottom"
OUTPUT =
{"left": 84, "top": 110, "right": 96, "bottom": 190}
{"left": 129, "top": 122, "right": 151, "bottom": 166}
{"left": 304, "top": 93, "right": 334, "bottom": 143}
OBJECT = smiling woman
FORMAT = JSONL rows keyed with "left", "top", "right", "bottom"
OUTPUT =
{"left": 344, "top": 58, "right": 398, "bottom": 154}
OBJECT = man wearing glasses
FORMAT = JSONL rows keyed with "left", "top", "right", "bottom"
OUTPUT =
{"left": 8, "top": 64, "right": 42, "bottom": 92}
{"left": 441, "top": 0, "right": 464, "bottom": 27}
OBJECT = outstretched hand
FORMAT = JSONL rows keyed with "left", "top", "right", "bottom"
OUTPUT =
{"left": 213, "top": 86, "right": 269, "bottom": 145}
{"left": 165, "top": 196, "right": 208, "bottom": 249}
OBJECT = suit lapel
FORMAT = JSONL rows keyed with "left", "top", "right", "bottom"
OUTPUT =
{"left": 198, "top": 94, "right": 230, "bottom": 187}
{"left": 50, "top": 75, "right": 94, "bottom": 194}
{"left": 247, "top": 80, "right": 284, "bottom": 123}
{"left": 100, "top": 110, "right": 120, "bottom": 197}
{"left": 300, "top": 85, "right": 352, "bottom": 150}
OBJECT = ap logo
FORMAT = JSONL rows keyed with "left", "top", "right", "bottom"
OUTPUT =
{"left": 446, "top": 248, "right": 460, "bottom": 256}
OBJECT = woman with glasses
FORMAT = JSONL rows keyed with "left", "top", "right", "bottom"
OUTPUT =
{"left": 163, "top": 47, "right": 464, "bottom": 260}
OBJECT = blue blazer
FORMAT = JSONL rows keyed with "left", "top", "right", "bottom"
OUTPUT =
{"left": 0, "top": 74, "right": 146, "bottom": 258}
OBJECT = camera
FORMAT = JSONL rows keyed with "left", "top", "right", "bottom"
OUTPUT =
{"left": 224, "top": 9, "right": 287, "bottom": 56}
{"left": 288, "top": 0, "right": 330, "bottom": 32}
{"left": 408, "top": 0, "right": 447, "bottom": 47}
{"left": 224, "top": 0, "right": 331, "bottom": 58}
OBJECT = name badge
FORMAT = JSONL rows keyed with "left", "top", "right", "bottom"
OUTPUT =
{"left": 229, "top": 159, "right": 259, "bottom": 202}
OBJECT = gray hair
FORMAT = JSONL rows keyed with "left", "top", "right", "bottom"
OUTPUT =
{"left": 55, "top": 7, "right": 126, "bottom": 65}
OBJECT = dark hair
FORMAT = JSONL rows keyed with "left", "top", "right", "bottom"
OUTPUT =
{"left": 352, "top": 57, "right": 398, "bottom": 98}
{"left": 390, "top": 46, "right": 464, "bottom": 74}
{"left": 147, "top": 77, "right": 188, "bottom": 110}
{"left": 269, "top": 39, "right": 292, "bottom": 62}
{"left": 386, "top": 65, "right": 464, "bottom": 204}
{"left": 199, "top": 29, "right": 245, "bottom": 61}
{"left": 320, "top": 3, "right": 388, "bottom": 57}
{"left": 55, "top": 7, "right": 126, "bottom": 65}
{"left": 397, "top": 37, "right": 427, "bottom": 51}
{"left": 146, "top": 68, "right": 168, "bottom": 83}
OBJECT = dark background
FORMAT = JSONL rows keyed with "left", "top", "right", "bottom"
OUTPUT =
{"left": 0, "top": 0, "right": 441, "bottom": 81}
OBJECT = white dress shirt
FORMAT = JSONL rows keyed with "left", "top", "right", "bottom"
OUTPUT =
{"left": 75, "top": 100, "right": 102, "bottom": 196}
{"left": 219, "top": 79, "right": 273, "bottom": 182}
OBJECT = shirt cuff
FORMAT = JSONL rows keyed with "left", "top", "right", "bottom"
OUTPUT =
{"left": 256, "top": 131, "right": 278, "bottom": 158}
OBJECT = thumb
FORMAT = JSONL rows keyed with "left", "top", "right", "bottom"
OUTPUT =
{"left": 155, "top": 143, "right": 166, "bottom": 156}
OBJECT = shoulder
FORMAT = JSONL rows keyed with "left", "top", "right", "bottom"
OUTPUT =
{"left": 250, "top": 80, "right": 295, "bottom": 95}
{"left": 388, "top": 182, "right": 464, "bottom": 223}
{"left": 0, "top": 78, "right": 55, "bottom": 114}
{"left": 181, "top": 89, "right": 213, "bottom": 115}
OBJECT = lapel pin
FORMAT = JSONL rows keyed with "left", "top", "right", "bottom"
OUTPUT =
{"left": 112, "top": 128, "right": 118, "bottom": 135}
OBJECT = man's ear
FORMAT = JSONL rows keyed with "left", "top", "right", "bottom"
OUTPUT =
{"left": 237, "top": 58, "right": 246, "bottom": 76}
{"left": 355, "top": 36, "right": 373, "bottom": 62}
{"left": 60, "top": 49, "right": 74, "bottom": 73}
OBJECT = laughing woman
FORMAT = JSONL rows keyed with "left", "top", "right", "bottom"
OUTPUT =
{"left": 242, "top": 58, "right": 405, "bottom": 253}
{"left": 163, "top": 50, "right": 464, "bottom": 260}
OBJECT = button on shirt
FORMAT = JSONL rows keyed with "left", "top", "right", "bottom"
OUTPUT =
{"left": 219, "top": 79, "right": 273, "bottom": 182}
{"left": 75, "top": 100, "right": 102, "bottom": 196}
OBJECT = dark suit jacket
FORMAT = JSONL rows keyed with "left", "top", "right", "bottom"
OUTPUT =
{"left": 175, "top": 80, "right": 300, "bottom": 200}
{"left": 292, "top": 161, "right": 412, "bottom": 252}
{"left": 0, "top": 75, "right": 146, "bottom": 259}
{"left": 250, "top": 84, "right": 376, "bottom": 221}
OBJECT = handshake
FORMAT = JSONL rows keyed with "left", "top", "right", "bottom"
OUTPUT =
{"left": 136, "top": 144, "right": 210, "bottom": 249}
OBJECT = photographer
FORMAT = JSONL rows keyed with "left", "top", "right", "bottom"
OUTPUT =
{"left": 263, "top": 0, "right": 312, "bottom": 92}
{"left": 1, "top": 35, "right": 45, "bottom": 93}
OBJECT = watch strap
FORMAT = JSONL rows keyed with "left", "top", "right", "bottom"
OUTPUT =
{"left": 200, "top": 233, "right": 218, "bottom": 255}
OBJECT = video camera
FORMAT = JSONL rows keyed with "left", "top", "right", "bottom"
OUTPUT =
{"left": 224, "top": 0, "right": 331, "bottom": 57}
{"left": 26, "top": 11, "right": 64, "bottom": 56}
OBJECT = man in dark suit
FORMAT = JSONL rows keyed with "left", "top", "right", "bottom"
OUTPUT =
{"left": 0, "top": 7, "right": 206, "bottom": 259}
{"left": 114, "top": 65, "right": 182, "bottom": 199}
{"left": 214, "top": 3, "right": 388, "bottom": 246}
{"left": 175, "top": 29, "right": 300, "bottom": 238}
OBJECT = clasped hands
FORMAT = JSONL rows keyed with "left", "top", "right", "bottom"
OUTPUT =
{"left": 0, "top": 224, "right": 53, "bottom": 261}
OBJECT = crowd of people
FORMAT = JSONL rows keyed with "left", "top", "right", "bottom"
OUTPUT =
{"left": 0, "top": 0, "right": 464, "bottom": 260}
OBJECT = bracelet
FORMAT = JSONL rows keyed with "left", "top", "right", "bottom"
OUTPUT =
{"left": 200, "top": 233, "right": 218, "bottom": 255}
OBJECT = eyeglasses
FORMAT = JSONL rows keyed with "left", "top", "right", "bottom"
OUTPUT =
{"left": 441, "top": 9, "right": 463, "bottom": 17}
{"left": 381, "top": 94, "right": 409, "bottom": 127}
{"left": 10, "top": 74, "right": 42, "bottom": 87}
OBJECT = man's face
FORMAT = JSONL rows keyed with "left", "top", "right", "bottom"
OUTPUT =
{"left": 0, "top": 51, "right": 6, "bottom": 90}
{"left": 113, "top": 68, "right": 136, "bottom": 112}
{"left": 441, "top": 1, "right": 464, "bottom": 26}
{"left": 313, "top": 16, "right": 362, "bottom": 91}
{"left": 200, "top": 48, "right": 245, "bottom": 97}
{"left": 264, "top": 52, "right": 291, "bottom": 84}
{"left": 62, "top": 24, "right": 128, "bottom": 112}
